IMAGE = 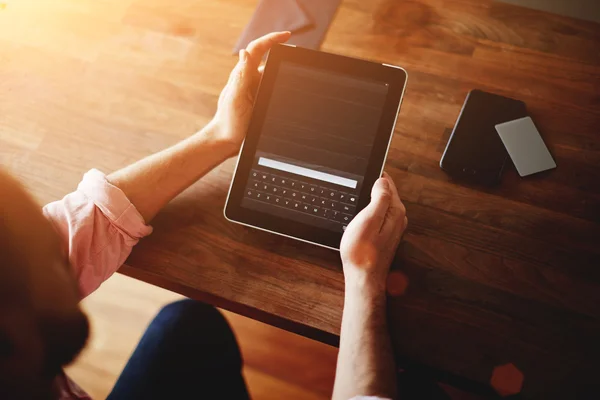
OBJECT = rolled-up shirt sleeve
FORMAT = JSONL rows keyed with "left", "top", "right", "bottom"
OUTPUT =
{"left": 43, "top": 169, "right": 152, "bottom": 298}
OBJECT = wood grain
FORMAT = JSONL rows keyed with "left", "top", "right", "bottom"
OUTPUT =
{"left": 1, "top": 0, "right": 599, "bottom": 398}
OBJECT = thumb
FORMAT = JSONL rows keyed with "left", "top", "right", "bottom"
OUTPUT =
{"left": 347, "top": 178, "right": 391, "bottom": 234}
{"left": 228, "top": 49, "right": 251, "bottom": 89}
{"left": 367, "top": 177, "right": 392, "bottom": 223}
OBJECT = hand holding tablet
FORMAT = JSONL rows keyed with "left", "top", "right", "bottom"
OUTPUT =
{"left": 224, "top": 44, "right": 408, "bottom": 250}
{"left": 340, "top": 173, "right": 408, "bottom": 289}
{"left": 211, "top": 31, "right": 292, "bottom": 154}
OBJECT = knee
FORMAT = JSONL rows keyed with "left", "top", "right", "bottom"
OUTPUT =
{"left": 154, "top": 299, "right": 237, "bottom": 348}
{"left": 151, "top": 299, "right": 242, "bottom": 368}
{"left": 159, "top": 299, "right": 220, "bottom": 320}
{"left": 156, "top": 299, "right": 226, "bottom": 329}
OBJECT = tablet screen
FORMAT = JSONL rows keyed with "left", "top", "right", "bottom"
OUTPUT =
{"left": 240, "top": 61, "right": 390, "bottom": 232}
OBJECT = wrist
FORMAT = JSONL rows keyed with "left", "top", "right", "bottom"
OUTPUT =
{"left": 344, "top": 268, "right": 388, "bottom": 303}
{"left": 198, "top": 120, "right": 240, "bottom": 159}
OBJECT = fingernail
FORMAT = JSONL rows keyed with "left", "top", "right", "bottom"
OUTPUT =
{"left": 239, "top": 49, "right": 247, "bottom": 63}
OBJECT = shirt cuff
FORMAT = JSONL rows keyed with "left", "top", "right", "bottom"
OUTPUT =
{"left": 77, "top": 169, "right": 152, "bottom": 239}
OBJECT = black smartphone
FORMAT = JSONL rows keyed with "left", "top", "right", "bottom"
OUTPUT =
{"left": 440, "top": 89, "right": 527, "bottom": 185}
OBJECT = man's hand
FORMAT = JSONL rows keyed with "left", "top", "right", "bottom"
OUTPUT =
{"left": 340, "top": 172, "right": 407, "bottom": 294}
{"left": 210, "top": 31, "right": 291, "bottom": 154}
{"left": 334, "top": 172, "right": 407, "bottom": 400}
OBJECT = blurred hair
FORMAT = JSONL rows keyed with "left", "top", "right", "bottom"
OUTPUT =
{"left": 0, "top": 168, "right": 89, "bottom": 399}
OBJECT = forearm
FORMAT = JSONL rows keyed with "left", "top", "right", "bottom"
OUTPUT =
{"left": 333, "top": 276, "right": 397, "bottom": 400}
{"left": 107, "top": 121, "right": 237, "bottom": 222}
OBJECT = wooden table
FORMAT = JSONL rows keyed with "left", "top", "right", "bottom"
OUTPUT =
{"left": 2, "top": 0, "right": 599, "bottom": 398}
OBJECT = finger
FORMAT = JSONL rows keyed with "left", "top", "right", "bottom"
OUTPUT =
{"left": 380, "top": 173, "right": 406, "bottom": 237}
{"left": 246, "top": 31, "right": 291, "bottom": 65}
{"left": 252, "top": 64, "right": 266, "bottom": 92}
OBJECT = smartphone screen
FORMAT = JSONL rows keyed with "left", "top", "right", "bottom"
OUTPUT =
{"left": 440, "top": 90, "right": 526, "bottom": 185}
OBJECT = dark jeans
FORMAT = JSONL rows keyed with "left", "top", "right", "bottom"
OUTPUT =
{"left": 107, "top": 299, "right": 249, "bottom": 400}
{"left": 106, "top": 299, "right": 453, "bottom": 400}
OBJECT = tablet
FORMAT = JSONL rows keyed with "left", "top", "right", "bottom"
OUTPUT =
{"left": 224, "top": 44, "right": 407, "bottom": 250}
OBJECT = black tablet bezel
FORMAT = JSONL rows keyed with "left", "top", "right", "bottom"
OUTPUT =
{"left": 224, "top": 44, "right": 407, "bottom": 250}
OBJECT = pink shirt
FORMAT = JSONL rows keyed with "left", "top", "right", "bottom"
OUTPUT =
{"left": 44, "top": 169, "right": 152, "bottom": 299}
{"left": 43, "top": 169, "right": 152, "bottom": 399}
